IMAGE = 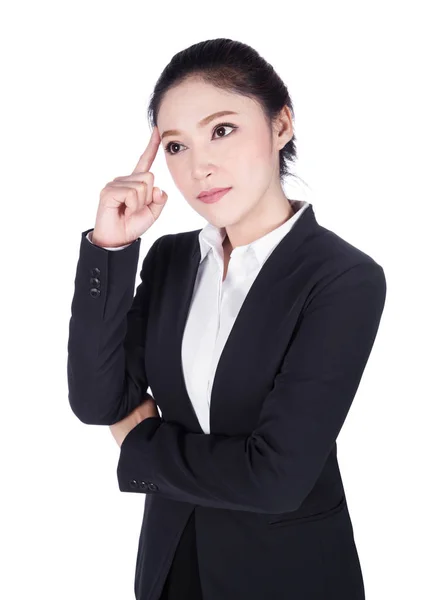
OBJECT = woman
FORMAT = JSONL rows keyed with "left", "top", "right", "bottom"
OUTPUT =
{"left": 67, "top": 38, "right": 386, "bottom": 600}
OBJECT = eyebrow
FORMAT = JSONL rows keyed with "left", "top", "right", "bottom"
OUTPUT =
{"left": 161, "top": 111, "right": 239, "bottom": 140}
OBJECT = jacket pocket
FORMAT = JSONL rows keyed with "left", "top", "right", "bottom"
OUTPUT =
{"left": 268, "top": 495, "right": 347, "bottom": 528}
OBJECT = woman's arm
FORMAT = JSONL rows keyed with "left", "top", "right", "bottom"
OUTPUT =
{"left": 67, "top": 228, "right": 161, "bottom": 425}
{"left": 116, "top": 261, "right": 387, "bottom": 514}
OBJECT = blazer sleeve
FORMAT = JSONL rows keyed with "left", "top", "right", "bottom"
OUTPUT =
{"left": 116, "top": 261, "right": 387, "bottom": 514}
{"left": 67, "top": 228, "right": 160, "bottom": 425}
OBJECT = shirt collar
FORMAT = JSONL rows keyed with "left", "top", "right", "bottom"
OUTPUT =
{"left": 198, "top": 199, "right": 310, "bottom": 268}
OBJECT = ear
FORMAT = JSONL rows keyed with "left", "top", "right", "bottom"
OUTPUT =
{"left": 273, "top": 105, "right": 294, "bottom": 150}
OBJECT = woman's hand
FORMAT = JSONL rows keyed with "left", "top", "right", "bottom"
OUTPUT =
{"left": 92, "top": 126, "right": 168, "bottom": 248}
{"left": 109, "top": 394, "right": 160, "bottom": 448}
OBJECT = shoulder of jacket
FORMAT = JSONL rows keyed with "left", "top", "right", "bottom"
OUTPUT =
{"left": 298, "top": 225, "right": 385, "bottom": 311}
{"left": 311, "top": 224, "right": 384, "bottom": 273}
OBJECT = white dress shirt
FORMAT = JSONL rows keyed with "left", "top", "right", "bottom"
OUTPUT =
{"left": 86, "top": 199, "right": 310, "bottom": 433}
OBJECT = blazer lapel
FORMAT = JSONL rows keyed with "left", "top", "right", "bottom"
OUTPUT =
{"left": 208, "top": 204, "right": 321, "bottom": 430}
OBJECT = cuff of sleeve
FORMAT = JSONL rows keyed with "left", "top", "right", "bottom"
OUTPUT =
{"left": 85, "top": 228, "right": 136, "bottom": 250}
{"left": 117, "top": 416, "right": 163, "bottom": 493}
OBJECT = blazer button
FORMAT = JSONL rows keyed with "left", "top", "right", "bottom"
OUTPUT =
{"left": 90, "top": 288, "right": 101, "bottom": 298}
{"left": 148, "top": 483, "right": 158, "bottom": 492}
{"left": 91, "top": 267, "right": 100, "bottom": 277}
{"left": 139, "top": 481, "right": 147, "bottom": 490}
{"left": 90, "top": 277, "right": 100, "bottom": 288}
{"left": 129, "top": 480, "right": 138, "bottom": 488}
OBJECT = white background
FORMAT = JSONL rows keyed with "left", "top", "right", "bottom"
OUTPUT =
{"left": 1, "top": 1, "right": 423, "bottom": 598}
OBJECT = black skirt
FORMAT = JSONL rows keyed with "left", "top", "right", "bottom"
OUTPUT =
{"left": 159, "top": 511, "right": 204, "bottom": 599}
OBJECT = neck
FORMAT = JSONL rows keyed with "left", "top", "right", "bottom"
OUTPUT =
{"left": 224, "top": 190, "right": 295, "bottom": 251}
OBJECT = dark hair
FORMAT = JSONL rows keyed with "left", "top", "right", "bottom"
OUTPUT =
{"left": 147, "top": 38, "right": 303, "bottom": 186}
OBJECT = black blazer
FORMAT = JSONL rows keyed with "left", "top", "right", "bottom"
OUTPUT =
{"left": 67, "top": 204, "right": 387, "bottom": 600}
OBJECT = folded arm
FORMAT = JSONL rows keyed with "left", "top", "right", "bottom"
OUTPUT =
{"left": 117, "top": 262, "right": 387, "bottom": 514}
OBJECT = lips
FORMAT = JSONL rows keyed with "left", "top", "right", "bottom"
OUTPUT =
{"left": 197, "top": 187, "right": 232, "bottom": 204}
{"left": 197, "top": 187, "right": 231, "bottom": 198}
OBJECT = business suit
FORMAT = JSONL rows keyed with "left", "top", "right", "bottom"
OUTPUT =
{"left": 67, "top": 203, "right": 386, "bottom": 599}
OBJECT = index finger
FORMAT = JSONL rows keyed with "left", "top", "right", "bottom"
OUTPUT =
{"left": 132, "top": 126, "right": 161, "bottom": 175}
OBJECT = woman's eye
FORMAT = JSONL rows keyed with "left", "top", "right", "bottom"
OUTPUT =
{"left": 164, "top": 141, "right": 186, "bottom": 156}
{"left": 164, "top": 123, "right": 237, "bottom": 156}
{"left": 212, "top": 123, "right": 236, "bottom": 140}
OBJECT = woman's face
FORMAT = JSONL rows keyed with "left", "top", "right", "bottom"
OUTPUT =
{"left": 156, "top": 78, "right": 292, "bottom": 230}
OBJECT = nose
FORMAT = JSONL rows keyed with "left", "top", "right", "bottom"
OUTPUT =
{"left": 190, "top": 149, "right": 216, "bottom": 181}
